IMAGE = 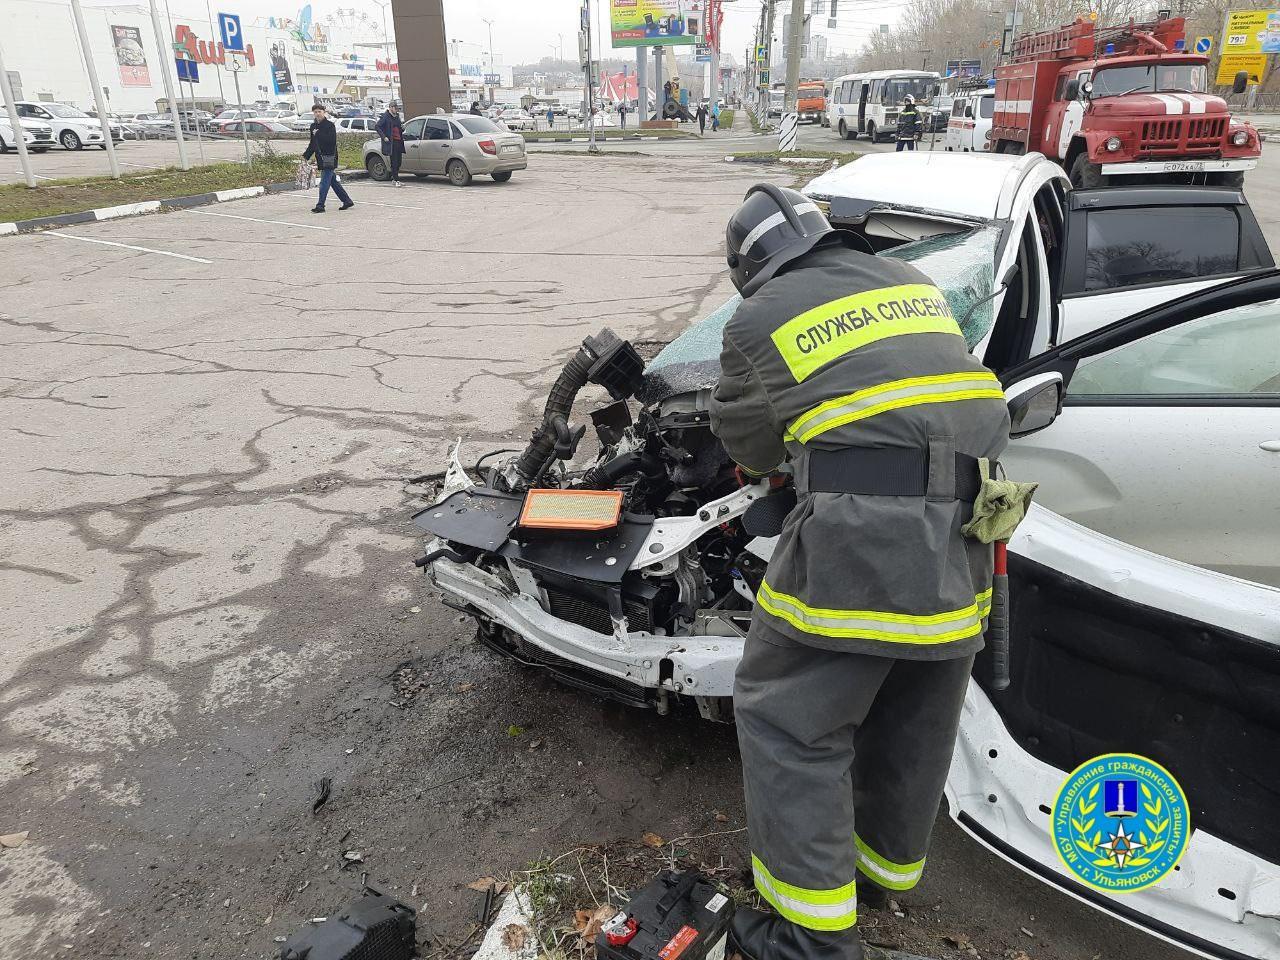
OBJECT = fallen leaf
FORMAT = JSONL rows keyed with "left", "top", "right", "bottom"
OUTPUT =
{"left": 579, "top": 904, "right": 615, "bottom": 941}
{"left": 0, "top": 832, "right": 28, "bottom": 849}
{"left": 467, "top": 877, "right": 499, "bottom": 891}
{"left": 642, "top": 831, "right": 665, "bottom": 848}
{"left": 501, "top": 923, "right": 528, "bottom": 952}
{"left": 574, "top": 909, "right": 593, "bottom": 932}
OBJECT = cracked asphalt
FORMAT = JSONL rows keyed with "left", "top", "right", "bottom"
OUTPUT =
{"left": 1, "top": 154, "right": 1187, "bottom": 960}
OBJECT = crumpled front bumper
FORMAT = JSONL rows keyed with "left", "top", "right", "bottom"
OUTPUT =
{"left": 427, "top": 554, "right": 743, "bottom": 699}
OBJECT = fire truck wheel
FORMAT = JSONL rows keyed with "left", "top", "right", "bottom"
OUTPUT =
{"left": 1070, "top": 154, "right": 1106, "bottom": 189}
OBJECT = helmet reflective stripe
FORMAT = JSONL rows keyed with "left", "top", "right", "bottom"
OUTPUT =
{"left": 741, "top": 201, "right": 822, "bottom": 255}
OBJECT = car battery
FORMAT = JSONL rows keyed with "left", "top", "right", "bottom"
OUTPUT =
{"left": 596, "top": 871, "right": 734, "bottom": 960}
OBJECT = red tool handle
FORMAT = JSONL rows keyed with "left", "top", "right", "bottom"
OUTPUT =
{"left": 989, "top": 542, "right": 1011, "bottom": 691}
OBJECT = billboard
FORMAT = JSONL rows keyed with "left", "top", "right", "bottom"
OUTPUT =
{"left": 111, "top": 24, "right": 151, "bottom": 87}
{"left": 269, "top": 41, "right": 294, "bottom": 94}
{"left": 610, "top": 0, "right": 704, "bottom": 48}
{"left": 1217, "top": 9, "right": 1278, "bottom": 84}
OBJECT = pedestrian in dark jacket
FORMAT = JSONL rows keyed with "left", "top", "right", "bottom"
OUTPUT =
{"left": 896, "top": 95, "right": 922, "bottom": 151}
{"left": 469, "top": 101, "right": 483, "bottom": 115}
{"left": 376, "top": 100, "right": 405, "bottom": 187}
{"left": 303, "top": 104, "right": 353, "bottom": 213}
{"left": 696, "top": 102, "right": 708, "bottom": 135}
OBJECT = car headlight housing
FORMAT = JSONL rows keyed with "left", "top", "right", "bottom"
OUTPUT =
{"left": 1231, "top": 129, "right": 1249, "bottom": 146}
{"left": 1105, "top": 136, "right": 1122, "bottom": 152}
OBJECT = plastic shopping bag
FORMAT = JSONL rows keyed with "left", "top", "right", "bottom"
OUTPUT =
{"left": 295, "top": 159, "right": 315, "bottom": 190}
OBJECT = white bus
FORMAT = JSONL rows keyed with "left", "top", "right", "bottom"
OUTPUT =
{"left": 826, "top": 69, "right": 940, "bottom": 142}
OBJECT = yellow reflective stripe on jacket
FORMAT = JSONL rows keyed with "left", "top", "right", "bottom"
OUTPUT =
{"left": 770, "top": 283, "right": 962, "bottom": 383}
{"left": 751, "top": 854, "right": 858, "bottom": 931}
{"left": 786, "top": 371, "right": 1004, "bottom": 443}
{"left": 757, "top": 580, "right": 987, "bottom": 644}
{"left": 854, "top": 835, "right": 926, "bottom": 891}
{"left": 977, "top": 587, "right": 993, "bottom": 619}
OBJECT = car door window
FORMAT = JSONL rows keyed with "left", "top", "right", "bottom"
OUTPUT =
{"left": 1082, "top": 207, "right": 1240, "bottom": 292}
{"left": 425, "top": 118, "right": 450, "bottom": 140}
{"left": 402, "top": 118, "right": 424, "bottom": 140}
{"left": 448, "top": 122, "right": 464, "bottom": 140}
{"left": 979, "top": 96, "right": 994, "bottom": 118}
{"left": 1068, "top": 299, "right": 1280, "bottom": 398}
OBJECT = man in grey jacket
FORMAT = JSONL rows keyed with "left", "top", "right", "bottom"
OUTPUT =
{"left": 710, "top": 184, "right": 1009, "bottom": 960}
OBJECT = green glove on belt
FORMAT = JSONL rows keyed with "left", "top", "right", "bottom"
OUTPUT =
{"left": 961, "top": 458, "right": 1038, "bottom": 544}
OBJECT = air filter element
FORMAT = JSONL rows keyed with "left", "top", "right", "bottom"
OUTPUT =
{"left": 519, "top": 489, "right": 624, "bottom": 531}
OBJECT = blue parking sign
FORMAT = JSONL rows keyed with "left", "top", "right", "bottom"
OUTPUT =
{"left": 218, "top": 12, "right": 244, "bottom": 52}
{"left": 176, "top": 58, "right": 199, "bottom": 83}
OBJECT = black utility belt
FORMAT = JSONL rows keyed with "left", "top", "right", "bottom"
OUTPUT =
{"left": 804, "top": 447, "right": 993, "bottom": 502}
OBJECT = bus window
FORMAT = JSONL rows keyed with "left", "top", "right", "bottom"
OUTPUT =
{"left": 869, "top": 80, "right": 883, "bottom": 102}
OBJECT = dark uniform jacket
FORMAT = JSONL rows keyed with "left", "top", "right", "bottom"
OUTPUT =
{"left": 709, "top": 244, "right": 1010, "bottom": 659}
{"left": 897, "top": 104, "right": 923, "bottom": 140}
{"left": 303, "top": 118, "right": 339, "bottom": 168}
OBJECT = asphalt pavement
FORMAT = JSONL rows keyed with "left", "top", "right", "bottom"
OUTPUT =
{"left": 0, "top": 149, "right": 1229, "bottom": 960}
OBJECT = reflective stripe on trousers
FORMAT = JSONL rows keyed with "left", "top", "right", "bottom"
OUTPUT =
{"left": 752, "top": 854, "right": 859, "bottom": 931}
{"left": 757, "top": 582, "right": 993, "bottom": 644}
{"left": 786, "top": 371, "right": 1004, "bottom": 444}
{"left": 854, "top": 835, "right": 926, "bottom": 891}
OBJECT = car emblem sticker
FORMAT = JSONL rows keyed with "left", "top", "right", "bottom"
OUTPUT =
{"left": 1052, "top": 753, "right": 1191, "bottom": 893}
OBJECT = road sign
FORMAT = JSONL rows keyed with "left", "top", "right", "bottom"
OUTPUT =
{"left": 226, "top": 50, "right": 247, "bottom": 73}
{"left": 176, "top": 57, "right": 199, "bottom": 83}
{"left": 1194, "top": 35, "right": 1213, "bottom": 54}
{"left": 217, "top": 12, "right": 244, "bottom": 52}
{"left": 755, "top": 44, "right": 767, "bottom": 62}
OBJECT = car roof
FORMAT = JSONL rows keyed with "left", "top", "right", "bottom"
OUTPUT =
{"left": 804, "top": 151, "right": 1054, "bottom": 221}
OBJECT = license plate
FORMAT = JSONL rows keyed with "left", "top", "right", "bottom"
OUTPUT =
{"left": 1163, "top": 161, "right": 1205, "bottom": 172}
{"left": 501, "top": 144, "right": 520, "bottom": 154}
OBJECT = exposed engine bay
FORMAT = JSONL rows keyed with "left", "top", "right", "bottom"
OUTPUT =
{"left": 414, "top": 317, "right": 776, "bottom": 720}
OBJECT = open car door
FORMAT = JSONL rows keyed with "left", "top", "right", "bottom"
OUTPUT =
{"left": 949, "top": 271, "right": 1280, "bottom": 960}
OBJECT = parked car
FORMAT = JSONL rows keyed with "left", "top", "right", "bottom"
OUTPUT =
{"left": 0, "top": 115, "right": 55, "bottom": 153}
{"left": 119, "top": 112, "right": 176, "bottom": 136}
{"left": 216, "top": 120, "right": 292, "bottom": 136}
{"left": 11, "top": 101, "right": 120, "bottom": 150}
{"left": 363, "top": 113, "right": 526, "bottom": 186}
{"left": 335, "top": 116, "right": 379, "bottom": 136}
{"left": 944, "top": 90, "right": 994, "bottom": 153}
{"left": 412, "top": 268, "right": 1280, "bottom": 960}
{"left": 213, "top": 108, "right": 255, "bottom": 122}
{"left": 495, "top": 108, "right": 536, "bottom": 132}
{"left": 287, "top": 114, "right": 314, "bottom": 132}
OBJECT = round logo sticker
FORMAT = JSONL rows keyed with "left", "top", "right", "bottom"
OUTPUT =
{"left": 1052, "top": 753, "right": 1190, "bottom": 893}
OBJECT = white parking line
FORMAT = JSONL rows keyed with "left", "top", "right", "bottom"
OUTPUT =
{"left": 191, "top": 209, "right": 331, "bottom": 231}
{"left": 13, "top": 171, "right": 58, "bottom": 181}
{"left": 287, "top": 193, "right": 427, "bottom": 211}
{"left": 43, "top": 231, "right": 212, "bottom": 264}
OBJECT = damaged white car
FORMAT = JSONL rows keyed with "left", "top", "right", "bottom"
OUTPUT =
{"left": 413, "top": 157, "right": 1280, "bottom": 959}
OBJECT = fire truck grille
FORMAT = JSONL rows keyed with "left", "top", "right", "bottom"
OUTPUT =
{"left": 1139, "top": 116, "right": 1226, "bottom": 155}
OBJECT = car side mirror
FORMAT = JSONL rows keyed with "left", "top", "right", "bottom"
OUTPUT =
{"left": 1080, "top": 80, "right": 1093, "bottom": 99}
{"left": 1006, "top": 372, "right": 1063, "bottom": 438}
{"left": 1064, "top": 80, "right": 1079, "bottom": 101}
{"left": 1233, "top": 70, "right": 1249, "bottom": 95}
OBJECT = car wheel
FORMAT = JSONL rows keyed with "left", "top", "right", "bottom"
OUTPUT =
{"left": 365, "top": 153, "right": 389, "bottom": 181}
{"left": 446, "top": 158, "right": 472, "bottom": 187}
{"left": 0, "top": 136, "right": 7, "bottom": 153}
{"left": 492, "top": 171, "right": 512, "bottom": 183}
{"left": 1069, "top": 153, "right": 1106, "bottom": 189}
{"left": 61, "top": 130, "right": 82, "bottom": 150}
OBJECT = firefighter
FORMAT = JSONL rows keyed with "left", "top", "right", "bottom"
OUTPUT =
{"left": 710, "top": 184, "right": 1010, "bottom": 960}
{"left": 896, "top": 94, "right": 922, "bottom": 151}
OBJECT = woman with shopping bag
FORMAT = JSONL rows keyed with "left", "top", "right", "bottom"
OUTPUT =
{"left": 302, "top": 104, "right": 354, "bottom": 214}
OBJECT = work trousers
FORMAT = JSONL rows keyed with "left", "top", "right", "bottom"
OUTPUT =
{"left": 389, "top": 150, "right": 402, "bottom": 180}
{"left": 735, "top": 621, "right": 974, "bottom": 960}
{"left": 895, "top": 139, "right": 916, "bottom": 152}
{"left": 317, "top": 169, "right": 352, "bottom": 209}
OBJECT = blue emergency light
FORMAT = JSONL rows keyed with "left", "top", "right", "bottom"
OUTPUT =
{"left": 1105, "top": 43, "right": 1115, "bottom": 54}
{"left": 1174, "top": 38, "right": 1186, "bottom": 50}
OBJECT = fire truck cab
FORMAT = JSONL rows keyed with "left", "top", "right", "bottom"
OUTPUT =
{"left": 992, "top": 17, "right": 1260, "bottom": 189}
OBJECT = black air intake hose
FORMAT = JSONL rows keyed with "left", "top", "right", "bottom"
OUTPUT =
{"left": 577, "top": 450, "right": 665, "bottom": 490}
{"left": 513, "top": 345, "right": 596, "bottom": 487}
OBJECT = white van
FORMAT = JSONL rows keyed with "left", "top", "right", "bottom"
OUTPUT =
{"left": 826, "top": 69, "right": 939, "bottom": 142}
{"left": 944, "top": 89, "right": 994, "bottom": 153}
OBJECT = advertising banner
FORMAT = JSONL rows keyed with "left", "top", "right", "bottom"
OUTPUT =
{"left": 111, "top": 24, "right": 152, "bottom": 87}
{"left": 1217, "top": 9, "right": 1278, "bottom": 85}
{"left": 610, "top": 0, "right": 704, "bottom": 48}
{"left": 270, "top": 41, "right": 294, "bottom": 94}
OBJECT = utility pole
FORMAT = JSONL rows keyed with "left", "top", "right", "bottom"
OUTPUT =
{"left": 581, "top": 0, "right": 599, "bottom": 152}
{"left": 764, "top": 0, "right": 777, "bottom": 119}
{"left": 0, "top": 39, "right": 36, "bottom": 187}
{"left": 69, "top": 0, "right": 121, "bottom": 178}
{"left": 148, "top": 0, "right": 188, "bottom": 169}
{"left": 483, "top": 17, "right": 495, "bottom": 105}
{"left": 784, "top": 0, "right": 804, "bottom": 110}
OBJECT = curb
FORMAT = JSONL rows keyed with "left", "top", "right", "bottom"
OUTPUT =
{"left": 522, "top": 133, "right": 689, "bottom": 143}
{"left": 0, "top": 168, "right": 369, "bottom": 236}
{"left": 723, "top": 155, "right": 846, "bottom": 166}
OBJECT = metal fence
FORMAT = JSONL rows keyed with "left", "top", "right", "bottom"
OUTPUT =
{"left": 1225, "top": 91, "right": 1280, "bottom": 112}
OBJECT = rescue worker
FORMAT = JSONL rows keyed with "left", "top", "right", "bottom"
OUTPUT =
{"left": 896, "top": 94, "right": 922, "bottom": 151}
{"left": 710, "top": 184, "right": 1010, "bottom": 960}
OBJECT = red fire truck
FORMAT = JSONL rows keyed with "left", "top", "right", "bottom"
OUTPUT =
{"left": 992, "top": 17, "right": 1259, "bottom": 188}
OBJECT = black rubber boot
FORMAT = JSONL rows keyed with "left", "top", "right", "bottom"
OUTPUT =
{"left": 856, "top": 877, "right": 889, "bottom": 913}
{"left": 729, "top": 906, "right": 864, "bottom": 960}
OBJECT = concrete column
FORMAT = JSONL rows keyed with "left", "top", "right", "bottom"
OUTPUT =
{"left": 653, "top": 46, "right": 664, "bottom": 120}
{"left": 710, "top": 45, "right": 720, "bottom": 107}
{"left": 391, "top": 0, "right": 451, "bottom": 117}
{"left": 636, "top": 46, "right": 647, "bottom": 118}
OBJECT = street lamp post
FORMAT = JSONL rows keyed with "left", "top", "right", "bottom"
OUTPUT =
{"left": 482, "top": 17, "right": 495, "bottom": 104}
{"left": 371, "top": 0, "right": 396, "bottom": 102}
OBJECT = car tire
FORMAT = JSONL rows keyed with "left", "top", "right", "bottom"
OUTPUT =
{"left": 0, "top": 136, "right": 7, "bottom": 153}
{"left": 1069, "top": 153, "right": 1106, "bottom": 189}
{"left": 365, "top": 153, "right": 389, "bottom": 181}
{"left": 61, "top": 130, "right": 82, "bottom": 150}
{"left": 492, "top": 171, "right": 512, "bottom": 183}
{"left": 446, "top": 159, "right": 472, "bottom": 187}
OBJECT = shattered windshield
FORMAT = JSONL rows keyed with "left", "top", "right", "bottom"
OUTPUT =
{"left": 638, "top": 225, "right": 1002, "bottom": 405}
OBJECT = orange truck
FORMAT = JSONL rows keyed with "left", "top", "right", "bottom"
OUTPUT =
{"left": 992, "top": 17, "right": 1260, "bottom": 188}
{"left": 797, "top": 80, "right": 827, "bottom": 124}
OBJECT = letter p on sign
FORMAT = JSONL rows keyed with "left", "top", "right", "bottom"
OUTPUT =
{"left": 218, "top": 12, "right": 244, "bottom": 51}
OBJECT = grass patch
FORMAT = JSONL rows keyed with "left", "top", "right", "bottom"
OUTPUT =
{"left": 718, "top": 109, "right": 735, "bottom": 130}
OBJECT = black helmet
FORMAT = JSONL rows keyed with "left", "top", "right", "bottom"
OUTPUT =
{"left": 726, "top": 183, "right": 834, "bottom": 297}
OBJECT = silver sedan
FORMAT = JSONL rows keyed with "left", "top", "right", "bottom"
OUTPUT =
{"left": 362, "top": 113, "right": 527, "bottom": 186}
